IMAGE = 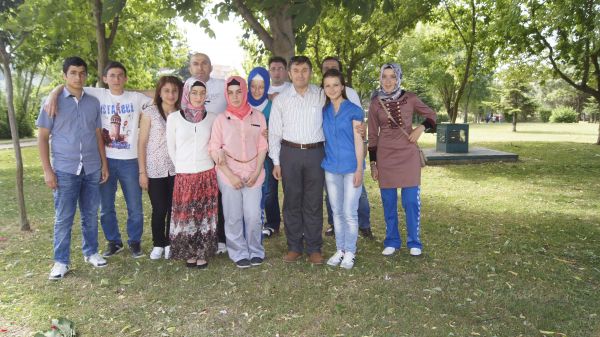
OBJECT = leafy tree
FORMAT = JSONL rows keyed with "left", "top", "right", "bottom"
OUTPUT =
{"left": 496, "top": 0, "right": 600, "bottom": 144}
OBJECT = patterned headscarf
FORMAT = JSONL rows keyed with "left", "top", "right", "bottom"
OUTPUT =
{"left": 374, "top": 63, "right": 403, "bottom": 101}
{"left": 181, "top": 78, "right": 207, "bottom": 123}
{"left": 247, "top": 67, "right": 270, "bottom": 109}
{"left": 225, "top": 76, "right": 252, "bottom": 120}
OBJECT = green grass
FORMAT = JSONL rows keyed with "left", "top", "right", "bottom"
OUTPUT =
{"left": 1, "top": 123, "right": 600, "bottom": 336}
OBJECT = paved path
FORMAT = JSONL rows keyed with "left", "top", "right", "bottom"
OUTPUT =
{"left": 0, "top": 140, "right": 37, "bottom": 150}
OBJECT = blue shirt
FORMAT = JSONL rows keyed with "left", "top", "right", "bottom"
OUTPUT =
{"left": 36, "top": 88, "right": 103, "bottom": 174}
{"left": 321, "top": 100, "right": 364, "bottom": 174}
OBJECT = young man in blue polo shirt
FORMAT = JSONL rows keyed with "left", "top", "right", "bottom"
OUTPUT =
{"left": 37, "top": 56, "right": 109, "bottom": 280}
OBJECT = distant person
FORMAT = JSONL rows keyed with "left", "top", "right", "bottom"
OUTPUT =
{"left": 187, "top": 52, "right": 227, "bottom": 254}
{"left": 320, "top": 56, "right": 373, "bottom": 239}
{"left": 269, "top": 56, "right": 326, "bottom": 265}
{"left": 138, "top": 76, "right": 182, "bottom": 260}
{"left": 37, "top": 56, "right": 109, "bottom": 280}
{"left": 209, "top": 76, "right": 268, "bottom": 268}
{"left": 44, "top": 61, "right": 152, "bottom": 259}
{"left": 368, "top": 63, "right": 436, "bottom": 257}
{"left": 267, "top": 56, "right": 291, "bottom": 100}
{"left": 321, "top": 69, "right": 365, "bottom": 269}
{"left": 166, "top": 78, "right": 218, "bottom": 268}
{"left": 247, "top": 66, "right": 281, "bottom": 238}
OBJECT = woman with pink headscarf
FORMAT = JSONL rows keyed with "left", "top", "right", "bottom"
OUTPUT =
{"left": 209, "top": 76, "right": 268, "bottom": 269}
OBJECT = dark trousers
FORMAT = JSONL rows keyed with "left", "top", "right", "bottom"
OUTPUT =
{"left": 261, "top": 156, "right": 281, "bottom": 230}
{"left": 280, "top": 145, "right": 325, "bottom": 254}
{"left": 148, "top": 175, "right": 175, "bottom": 247}
{"left": 217, "top": 191, "right": 226, "bottom": 243}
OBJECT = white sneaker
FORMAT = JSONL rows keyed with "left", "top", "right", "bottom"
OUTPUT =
{"left": 164, "top": 246, "right": 171, "bottom": 259}
{"left": 410, "top": 248, "right": 422, "bottom": 256}
{"left": 340, "top": 252, "right": 355, "bottom": 269}
{"left": 150, "top": 247, "right": 164, "bottom": 260}
{"left": 382, "top": 247, "right": 396, "bottom": 256}
{"left": 326, "top": 250, "right": 345, "bottom": 267}
{"left": 216, "top": 242, "right": 227, "bottom": 255}
{"left": 49, "top": 262, "right": 69, "bottom": 280}
{"left": 84, "top": 253, "right": 107, "bottom": 268}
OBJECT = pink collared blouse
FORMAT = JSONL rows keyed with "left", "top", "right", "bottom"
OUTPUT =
{"left": 209, "top": 109, "right": 268, "bottom": 187}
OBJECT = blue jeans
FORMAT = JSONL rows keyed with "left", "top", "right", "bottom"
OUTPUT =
{"left": 260, "top": 156, "right": 281, "bottom": 231}
{"left": 53, "top": 168, "right": 101, "bottom": 265}
{"left": 99, "top": 158, "right": 143, "bottom": 246}
{"left": 380, "top": 186, "right": 422, "bottom": 249}
{"left": 325, "top": 171, "right": 362, "bottom": 254}
{"left": 326, "top": 184, "right": 370, "bottom": 229}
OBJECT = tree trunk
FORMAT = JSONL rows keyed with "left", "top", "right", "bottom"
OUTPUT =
{"left": 90, "top": 0, "right": 120, "bottom": 88}
{"left": 512, "top": 113, "right": 517, "bottom": 132}
{"left": 597, "top": 101, "right": 600, "bottom": 145}
{"left": 463, "top": 82, "right": 472, "bottom": 123}
{"left": 0, "top": 47, "right": 31, "bottom": 231}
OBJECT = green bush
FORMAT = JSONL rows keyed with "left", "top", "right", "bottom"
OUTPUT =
{"left": 550, "top": 106, "right": 578, "bottom": 123}
{"left": 538, "top": 108, "right": 552, "bottom": 123}
{"left": 436, "top": 113, "right": 450, "bottom": 123}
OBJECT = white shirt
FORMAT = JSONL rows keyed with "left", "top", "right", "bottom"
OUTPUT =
{"left": 85, "top": 87, "right": 152, "bottom": 160}
{"left": 268, "top": 81, "right": 291, "bottom": 95}
{"left": 268, "top": 84, "right": 325, "bottom": 166}
{"left": 166, "top": 111, "right": 216, "bottom": 174}
{"left": 204, "top": 77, "right": 227, "bottom": 115}
{"left": 346, "top": 86, "right": 361, "bottom": 108}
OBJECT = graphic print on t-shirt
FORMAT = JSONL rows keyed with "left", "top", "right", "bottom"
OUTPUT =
{"left": 101, "top": 101, "right": 136, "bottom": 150}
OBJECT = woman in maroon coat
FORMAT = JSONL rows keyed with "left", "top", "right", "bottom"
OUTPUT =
{"left": 367, "top": 63, "right": 436, "bottom": 257}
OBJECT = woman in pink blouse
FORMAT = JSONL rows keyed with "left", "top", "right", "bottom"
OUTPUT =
{"left": 209, "top": 76, "right": 268, "bottom": 269}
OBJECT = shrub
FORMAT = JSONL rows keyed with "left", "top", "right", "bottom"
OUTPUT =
{"left": 538, "top": 109, "right": 552, "bottom": 123}
{"left": 550, "top": 106, "right": 578, "bottom": 123}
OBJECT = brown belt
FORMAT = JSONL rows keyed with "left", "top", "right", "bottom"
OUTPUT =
{"left": 281, "top": 140, "right": 324, "bottom": 150}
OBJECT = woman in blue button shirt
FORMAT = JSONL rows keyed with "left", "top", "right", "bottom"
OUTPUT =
{"left": 321, "top": 68, "right": 365, "bottom": 269}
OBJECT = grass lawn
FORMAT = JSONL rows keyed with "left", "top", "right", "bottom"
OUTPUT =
{"left": 1, "top": 123, "right": 599, "bottom": 336}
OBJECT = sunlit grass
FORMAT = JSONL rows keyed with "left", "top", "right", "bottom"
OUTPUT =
{"left": 1, "top": 123, "right": 599, "bottom": 336}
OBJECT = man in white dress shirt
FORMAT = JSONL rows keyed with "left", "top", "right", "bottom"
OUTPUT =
{"left": 269, "top": 56, "right": 326, "bottom": 265}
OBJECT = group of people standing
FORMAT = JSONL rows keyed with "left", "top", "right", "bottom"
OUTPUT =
{"left": 37, "top": 52, "right": 436, "bottom": 280}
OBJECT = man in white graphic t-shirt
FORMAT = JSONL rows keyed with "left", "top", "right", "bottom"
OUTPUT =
{"left": 267, "top": 56, "right": 291, "bottom": 101}
{"left": 45, "top": 61, "right": 152, "bottom": 259}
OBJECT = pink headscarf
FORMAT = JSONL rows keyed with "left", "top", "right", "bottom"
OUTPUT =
{"left": 181, "top": 78, "right": 206, "bottom": 122}
{"left": 225, "top": 76, "right": 252, "bottom": 120}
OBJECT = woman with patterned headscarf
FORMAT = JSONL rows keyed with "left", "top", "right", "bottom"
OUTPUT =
{"left": 367, "top": 63, "right": 437, "bottom": 257}
{"left": 209, "top": 76, "right": 268, "bottom": 269}
{"left": 166, "top": 78, "right": 219, "bottom": 269}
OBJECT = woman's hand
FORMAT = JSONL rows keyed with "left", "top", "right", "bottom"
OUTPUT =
{"left": 353, "top": 169, "right": 363, "bottom": 187}
{"left": 408, "top": 125, "right": 425, "bottom": 143}
{"left": 228, "top": 173, "right": 244, "bottom": 189}
{"left": 139, "top": 173, "right": 149, "bottom": 190}
{"left": 262, "top": 128, "right": 268, "bottom": 138}
{"left": 370, "top": 163, "right": 378, "bottom": 181}
{"left": 245, "top": 170, "right": 261, "bottom": 188}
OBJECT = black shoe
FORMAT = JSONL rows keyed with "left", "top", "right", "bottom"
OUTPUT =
{"left": 250, "top": 257, "right": 264, "bottom": 266}
{"left": 129, "top": 242, "right": 144, "bottom": 258}
{"left": 360, "top": 228, "right": 374, "bottom": 239}
{"left": 102, "top": 242, "right": 124, "bottom": 257}
{"left": 236, "top": 259, "right": 251, "bottom": 269}
{"left": 325, "top": 225, "right": 335, "bottom": 237}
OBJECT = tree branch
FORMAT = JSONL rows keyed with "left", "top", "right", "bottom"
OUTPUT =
{"left": 106, "top": 15, "right": 120, "bottom": 50}
{"left": 231, "top": 0, "right": 274, "bottom": 51}
{"left": 444, "top": 0, "right": 468, "bottom": 47}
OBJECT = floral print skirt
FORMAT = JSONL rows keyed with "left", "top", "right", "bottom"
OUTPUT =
{"left": 169, "top": 169, "right": 218, "bottom": 261}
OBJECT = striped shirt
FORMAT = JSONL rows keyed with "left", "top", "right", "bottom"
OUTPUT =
{"left": 268, "top": 84, "right": 325, "bottom": 165}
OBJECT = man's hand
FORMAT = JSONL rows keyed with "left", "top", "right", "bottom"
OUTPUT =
{"left": 44, "top": 85, "right": 64, "bottom": 117}
{"left": 44, "top": 170, "right": 57, "bottom": 189}
{"left": 273, "top": 165, "right": 282, "bottom": 181}
{"left": 100, "top": 166, "right": 109, "bottom": 184}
